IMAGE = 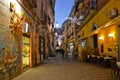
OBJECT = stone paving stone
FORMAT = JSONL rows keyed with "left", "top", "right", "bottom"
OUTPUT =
{"left": 12, "top": 57, "right": 119, "bottom": 80}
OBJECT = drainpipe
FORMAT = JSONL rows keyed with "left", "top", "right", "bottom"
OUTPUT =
{"left": 117, "top": 25, "right": 120, "bottom": 61}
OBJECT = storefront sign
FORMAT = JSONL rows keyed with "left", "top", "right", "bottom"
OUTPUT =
{"left": 23, "top": 23, "right": 29, "bottom": 33}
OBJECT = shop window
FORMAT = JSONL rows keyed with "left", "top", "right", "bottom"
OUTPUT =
{"left": 22, "top": 36, "right": 30, "bottom": 68}
{"left": 81, "top": 39, "right": 86, "bottom": 48}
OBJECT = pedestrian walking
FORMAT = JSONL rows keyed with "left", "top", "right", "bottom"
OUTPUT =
{"left": 61, "top": 48, "right": 65, "bottom": 59}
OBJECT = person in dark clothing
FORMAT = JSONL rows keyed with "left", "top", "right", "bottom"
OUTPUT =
{"left": 61, "top": 48, "right": 65, "bottom": 58}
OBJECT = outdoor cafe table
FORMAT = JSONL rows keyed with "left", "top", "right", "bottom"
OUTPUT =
{"left": 104, "top": 56, "right": 113, "bottom": 60}
{"left": 102, "top": 56, "right": 114, "bottom": 67}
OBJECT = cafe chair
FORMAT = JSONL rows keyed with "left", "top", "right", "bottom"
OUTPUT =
{"left": 99, "top": 57, "right": 105, "bottom": 67}
{"left": 110, "top": 60, "right": 120, "bottom": 77}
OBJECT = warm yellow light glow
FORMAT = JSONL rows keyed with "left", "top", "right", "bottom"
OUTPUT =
{"left": 108, "top": 33, "right": 114, "bottom": 38}
{"left": 10, "top": 0, "right": 22, "bottom": 16}
{"left": 104, "top": 23, "right": 110, "bottom": 27}
{"left": 99, "top": 36, "right": 104, "bottom": 40}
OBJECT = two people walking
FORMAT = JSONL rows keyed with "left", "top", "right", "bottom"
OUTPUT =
{"left": 56, "top": 48, "right": 65, "bottom": 59}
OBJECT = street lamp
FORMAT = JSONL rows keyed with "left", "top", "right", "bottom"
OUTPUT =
{"left": 54, "top": 21, "right": 60, "bottom": 28}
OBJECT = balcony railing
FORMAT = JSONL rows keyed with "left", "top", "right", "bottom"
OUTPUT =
{"left": 67, "top": 35, "right": 71, "bottom": 39}
{"left": 75, "top": 0, "right": 84, "bottom": 12}
{"left": 97, "top": 0, "right": 110, "bottom": 10}
{"left": 24, "top": 0, "right": 37, "bottom": 8}
{"left": 76, "top": 9, "right": 96, "bottom": 34}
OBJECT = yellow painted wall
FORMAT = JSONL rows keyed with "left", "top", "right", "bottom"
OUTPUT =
{"left": 80, "top": 0, "right": 120, "bottom": 35}
{"left": 78, "top": 0, "right": 120, "bottom": 54}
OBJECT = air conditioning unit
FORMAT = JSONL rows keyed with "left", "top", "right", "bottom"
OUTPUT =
{"left": 108, "top": 8, "right": 118, "bottom": 19}
{"left": 23, "top": 23, "right": 29, "bottom": 33}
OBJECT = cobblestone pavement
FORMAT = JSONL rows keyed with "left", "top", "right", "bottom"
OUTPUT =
{"left": 12, "top": 56, "right": 119, "bottom": 80}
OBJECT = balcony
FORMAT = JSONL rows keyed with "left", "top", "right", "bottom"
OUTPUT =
{"left": 22, "top": 0, "right": 37, "bottom": 9}
{"left": 75, "top": 0, "right": 84, "bottom": 13}
{"left": 97, "top": 0, "right": 110, "bottom": 10}
{"left": 77, "top": 9, "right": 96, "bottom": 32}
{"left": 67, "top": 35, "right": 71, "bottom": 39}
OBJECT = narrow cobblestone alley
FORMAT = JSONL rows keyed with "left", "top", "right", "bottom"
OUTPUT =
{"left": 12, "top": 55, "right": 118, "bottom": 80}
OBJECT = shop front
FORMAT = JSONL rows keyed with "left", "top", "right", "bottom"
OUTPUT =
{"left": 19, "top": 5, "right": 33, "bottom": 69}
{"left": 39, "top": 36, "right": 45, "bottom": 61}
{"left": 88, "top": 16, "right": 120, "bottom": 60}
{"left": 0, "top": 0, "right": 38, "bottom": 79}
{"left": 68, "top": 43, "right": 75, "bottom": 57}
{"left": 2, "top": 0, "right": 35, "bottom": 79}
{"left": 96, "top": 22, "right": 118, "bottom": 59}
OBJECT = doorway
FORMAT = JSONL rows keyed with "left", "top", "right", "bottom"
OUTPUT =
{"left": 93, "top": 34, "right": 98, "bottom": 49}
{"left": 22, "top": 36, "right": 30, "bottom": 69}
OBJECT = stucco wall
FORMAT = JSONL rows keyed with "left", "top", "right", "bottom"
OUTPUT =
{"left": 79, "top": 0, "right": 120, "bottom": 55}
{"left": 80, "top": 0, "right": 120, "bottom": 37}
{"left": 0, "top": 0, "right": 21, "bottom": 79}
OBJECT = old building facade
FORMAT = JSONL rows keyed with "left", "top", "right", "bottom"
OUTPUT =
{"left": 0, "top": 0, "right": 55, "bottom": 79}
{"left": 62, "top": 0, "right": 120, "bottom": 61}
{"left": 74, "top": 0, "right": 120, "bottom": 61}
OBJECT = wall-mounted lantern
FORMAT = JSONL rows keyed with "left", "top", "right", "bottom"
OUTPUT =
{"left": 99, "top": 36, "right": 104, "bottom": 40}
{"left": 108, "top": 33, "right": 114, "bottom": 38}
{"left": 99, "top": 36, "right": 104, "bottom": 44}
